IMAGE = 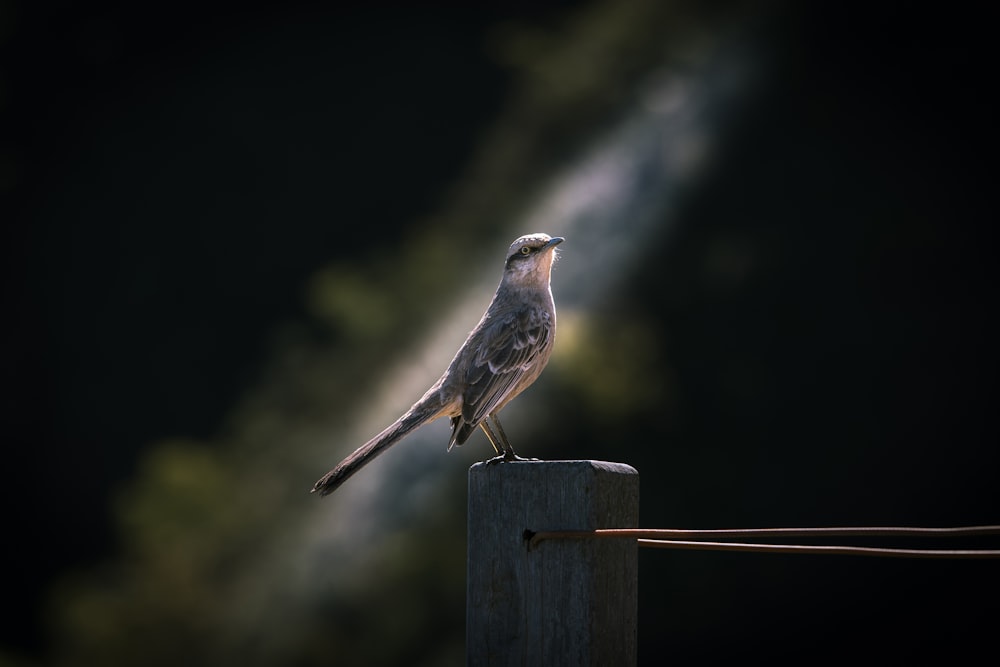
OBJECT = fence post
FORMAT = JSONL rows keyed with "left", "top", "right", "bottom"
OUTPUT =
{"left": 467, "top": 460, "right": 639, "bottom": 666}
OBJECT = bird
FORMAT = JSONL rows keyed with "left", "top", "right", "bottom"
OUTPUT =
{"left": 312, "top": 232, "right": 564, "bottom": 496}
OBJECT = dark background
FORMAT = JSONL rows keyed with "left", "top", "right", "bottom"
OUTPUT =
{"left": 2, "top": 1, "right": 997, "bottom": 664}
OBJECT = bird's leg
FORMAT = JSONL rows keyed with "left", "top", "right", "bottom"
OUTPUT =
{"left": 479, "top": 419, "right": 508, "bottom": 464}
{"left": 482, "top": 413, "right": 538, "bottom": 463}
{"left": 490, "top": 414, "right": 517, "bottom": 460}
{"left": 479, "top": 419, "right": 503, "bottom": 455}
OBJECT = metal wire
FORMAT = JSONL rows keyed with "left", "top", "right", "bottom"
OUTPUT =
{"left": 526, "top": 525, "right": 1000, "bottom": 558}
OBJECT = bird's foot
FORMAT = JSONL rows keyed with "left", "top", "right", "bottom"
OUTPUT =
{"left": 484, "top": 452, "right": 539, "bottom": 465}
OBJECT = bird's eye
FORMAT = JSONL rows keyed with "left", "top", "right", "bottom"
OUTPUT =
{"left": 520, "top": 246, "right": 532, "bottom": 255}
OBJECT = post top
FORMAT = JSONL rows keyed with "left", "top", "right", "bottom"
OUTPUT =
{"left": 469, "top": 459, "right": 638, "bottom": 476}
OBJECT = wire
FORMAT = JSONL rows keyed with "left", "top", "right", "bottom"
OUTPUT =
{"left": 525, "top": 525, "right": 1000, "bottom": 558}
{"left": 634, "top": 539, "right": 1000, "bottom": 559}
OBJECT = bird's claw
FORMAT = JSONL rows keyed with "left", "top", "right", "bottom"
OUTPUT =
{"left": 484, "top": 452, "right": 539, "bottom": 465}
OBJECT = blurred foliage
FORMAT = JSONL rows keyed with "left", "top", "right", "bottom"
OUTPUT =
{"left": 305, "top": 264, "right": 399, "bottom": 341}
{"left": 551, "top": 311, "right": 671, "bottom": 423}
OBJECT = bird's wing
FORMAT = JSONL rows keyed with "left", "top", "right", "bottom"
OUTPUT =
{"left": 461, "top": 306, "right": 552, "bottom": 427}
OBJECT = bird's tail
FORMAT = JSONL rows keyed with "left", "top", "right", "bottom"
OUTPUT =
{"left": 311, "top": 402, "right": 441, "bottom": 497}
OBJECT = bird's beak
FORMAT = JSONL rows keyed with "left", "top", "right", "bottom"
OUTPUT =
{"left": 543, "top": 237, "right": 565, "bottom": 250}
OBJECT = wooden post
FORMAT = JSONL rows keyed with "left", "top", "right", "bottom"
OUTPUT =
{"left": 467, "top": 460, "right": 639, "bottom": 666}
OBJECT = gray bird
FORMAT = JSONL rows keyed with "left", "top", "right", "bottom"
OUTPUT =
{"left": 312, "top": 233, "right": 564, "bottom": 496}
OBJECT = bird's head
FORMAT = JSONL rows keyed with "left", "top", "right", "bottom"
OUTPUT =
{"left": 502, "top": 233, "right": 564, "bottom": 288}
